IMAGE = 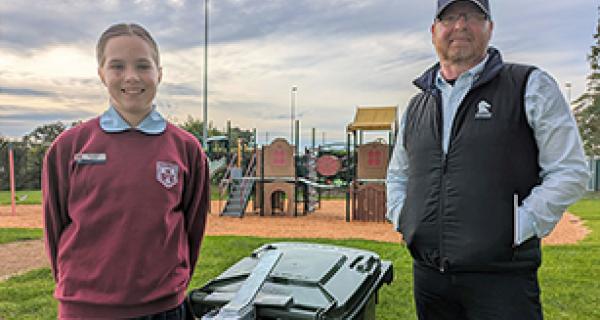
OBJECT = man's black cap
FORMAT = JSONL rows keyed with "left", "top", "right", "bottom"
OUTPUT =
{"left": 436, "top": 0, "right": 490, "bottom": 18}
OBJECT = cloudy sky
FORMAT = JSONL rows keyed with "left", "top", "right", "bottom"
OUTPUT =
{"left": 0, "top": 0, "right": 597, "bottom": 144}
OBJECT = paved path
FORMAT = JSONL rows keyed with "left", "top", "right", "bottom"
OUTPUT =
{"left": 0, "top": 201, "right": 590, "bottom": 281}
{"left": 0, "top": 239, "right": 48, "bottom": 281}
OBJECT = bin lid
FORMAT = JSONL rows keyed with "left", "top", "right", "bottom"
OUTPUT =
{"left": 190, "top": 242, "right": 393, "bottom": 320}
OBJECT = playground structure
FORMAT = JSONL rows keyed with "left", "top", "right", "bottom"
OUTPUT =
{"left": 206, "top": 136, "right": 230, "bottom": 177}
{"left": 346, "top": 106, "right": 397, "bottom": 222}
{"left": 219, "top": 121, "right": 326, "bottom": 218}
{"left": 217, "top": 105, "right": 398, "bottom": 223}
{"left": 255, "top": 138, "right": 296, "bottom": 216}
{"left": 1, "top": 107, "right": 398, "bottom": 223}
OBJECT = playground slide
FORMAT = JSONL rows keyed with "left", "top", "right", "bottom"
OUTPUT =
{"left": 209, "top": 157, "right": 228, "bottom": 177}
{"left": 297, "top": 177, "right": 346, "bottom": 189}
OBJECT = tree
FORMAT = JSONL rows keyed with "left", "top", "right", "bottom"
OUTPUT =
{"left": 178, "top": 116, "right": 254, "bottom": 146}
{"left": 0, "top": 122, "right": 69, "bottom": 190}
{"left": 22, "top": 122, "right": 70, "bottom": 189}
{"left": 179, "top": 116, "right": 220, "bottom": 143}
{"left": 22, "top": 122, "right": 67, "bottom": 146}
{"left": 575, "top": 6, "right": 600, "bottom": 156}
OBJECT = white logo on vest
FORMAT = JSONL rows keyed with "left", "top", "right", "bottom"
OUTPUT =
{"left": 475, "top": 100, "right": 492, "bottom": 119}
{"left": 156, "top": 161, "right": 179, "bottom": 189}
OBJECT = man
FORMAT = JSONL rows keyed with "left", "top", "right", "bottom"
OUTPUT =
{"left": 386, "top": 1, "right": 590, "bottom": 319}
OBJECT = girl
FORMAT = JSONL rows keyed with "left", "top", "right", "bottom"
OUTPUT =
{"left": 42, "top": 23, "right": 209, "bottom": 319}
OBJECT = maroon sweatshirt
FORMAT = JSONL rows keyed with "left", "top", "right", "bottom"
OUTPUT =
{"left": 42, "top": 117, "right": 209, "bottom": 319}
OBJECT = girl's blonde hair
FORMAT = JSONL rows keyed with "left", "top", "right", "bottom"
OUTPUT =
{"left": 96, "top": 23, "right": 160, "bottom": 67}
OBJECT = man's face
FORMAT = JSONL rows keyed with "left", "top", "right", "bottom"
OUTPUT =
{"left": 431, "top": 1, "right": 493, "bottom": 66}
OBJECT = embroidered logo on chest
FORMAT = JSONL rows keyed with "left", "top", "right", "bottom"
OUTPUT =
{"left": 156, "top": 161, "right": 179, "bottom": 189}
{"left": 475, "top": 100, "right": 492, "bottom": 119}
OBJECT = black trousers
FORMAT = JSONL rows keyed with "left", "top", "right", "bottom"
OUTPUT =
{"left": 413, "top": 262, "right": 543, "bottom": 320}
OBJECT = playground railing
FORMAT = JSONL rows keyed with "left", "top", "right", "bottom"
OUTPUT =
{"left": 218, "top": 154, "right": 238, "bottom": 213}
{"left": 237, "top": 153, "right": 257, "bottom": 211}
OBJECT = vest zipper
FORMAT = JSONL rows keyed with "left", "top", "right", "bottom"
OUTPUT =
{"left": 439, "top": 153, "right": 448, "bottom": 273}
{"left": 434, "top": 89, "right": 449, "bottom": 273}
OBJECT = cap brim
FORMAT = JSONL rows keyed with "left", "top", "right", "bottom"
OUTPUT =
{"left": 436, "top": 0, "right": 489, "bottom": 18}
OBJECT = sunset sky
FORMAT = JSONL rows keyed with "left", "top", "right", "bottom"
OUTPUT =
{"left": 0, "top": 0, "right": 596, "bottom": 144}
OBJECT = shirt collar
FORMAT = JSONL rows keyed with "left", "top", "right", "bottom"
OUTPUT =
{"left": 99, "top": 105, "right": 167, "bottom": 134}
{"left": 435, "top": 54, "right": 490, "bottom": 88}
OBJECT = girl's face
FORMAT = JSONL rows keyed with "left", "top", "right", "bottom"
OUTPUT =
{"left": 98, "top": 35, "right": 162, "bottom": 124}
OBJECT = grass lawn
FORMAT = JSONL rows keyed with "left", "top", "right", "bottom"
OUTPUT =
{"left": 538, "top": 196, "right": 600, "bottom": 320}
{"left": 0, "top": 237, "right": 413, "bottom": 320}
{"left": 0, "top": 194, "right": 598, "bottom": 319}
{"left": 0, "top": 228, "right": 43, "bottom": 245}
{"left": 0, "top": 190, "right": 42, "bottom": 206}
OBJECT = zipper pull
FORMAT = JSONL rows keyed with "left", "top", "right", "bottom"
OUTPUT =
{"left": 439, "top": 258, "right": 449, "bottom": 273}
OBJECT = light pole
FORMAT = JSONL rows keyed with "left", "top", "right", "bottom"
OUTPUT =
{"left": 202, "top": 0, "right": 209, "bottom": 149}
{"left": 565, "top": 82, "right": 572, "bottom": 105}
{"left": 290, "top": 86, "right": 298, "bottom": 143}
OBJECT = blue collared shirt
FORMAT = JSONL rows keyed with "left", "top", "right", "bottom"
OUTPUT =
{"left": 386, "top": 57, "right": 590, "bottom": 245}
{"left": 437, "top": 56, "right": 489, "bottom": 153}
{"left": 99, "top": 105, "right": 167, "bottom": 134}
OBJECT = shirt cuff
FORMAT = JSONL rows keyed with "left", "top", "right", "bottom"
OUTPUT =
{"left": 516, "top": 206, "right": 537, "bottom": 245}
{"left": 385, "top": 209, "right": 400, "bottom": 232}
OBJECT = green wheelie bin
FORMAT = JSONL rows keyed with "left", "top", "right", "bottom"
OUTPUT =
{"left": 189, "top": 242, "right": 393, "bottom": 320}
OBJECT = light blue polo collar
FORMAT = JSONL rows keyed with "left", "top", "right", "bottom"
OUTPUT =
{"left": 435, "top": 54, "right": 489, "bottom": 88}
{"left": 99, "top": 105, "right": 166, "bottom": 134}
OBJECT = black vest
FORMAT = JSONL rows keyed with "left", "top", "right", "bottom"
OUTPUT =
{"left": 401, "top": 50, "right": 541, "bottom": 272}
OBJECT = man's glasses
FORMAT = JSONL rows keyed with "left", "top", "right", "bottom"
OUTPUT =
{"left": 437, "top": 12, "right": 488, "bottom": 26}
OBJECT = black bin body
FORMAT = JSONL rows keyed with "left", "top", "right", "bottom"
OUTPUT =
{"left": 189, "top": 242, "right": 393, "bottom": 319}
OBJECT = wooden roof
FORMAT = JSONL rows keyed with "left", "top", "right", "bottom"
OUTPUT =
{"left": 347, "top": 106, "right": 398, "bottom": 132}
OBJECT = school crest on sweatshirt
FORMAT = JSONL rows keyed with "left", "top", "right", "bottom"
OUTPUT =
{"left": 156, "top": 161, "right": 179, "bottom": 189}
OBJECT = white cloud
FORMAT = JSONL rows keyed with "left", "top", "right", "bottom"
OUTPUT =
{"left": 153, "top": 29, "right": 433, "bottom": 142}
{"left": 167, "top": 0, "right": 185, "bottom": 8}
{"left": 0, "top": 0, "right": 596, "bottom": 140}
{"left": 0, "top": 45, "right": 96, "bottom": 80}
